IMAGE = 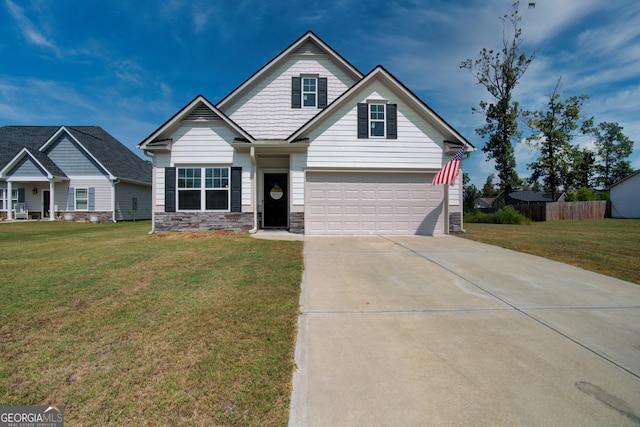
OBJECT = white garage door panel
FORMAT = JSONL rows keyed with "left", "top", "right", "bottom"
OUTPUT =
{"left": 306, "top": 172, "right": 444, "bottom": 235}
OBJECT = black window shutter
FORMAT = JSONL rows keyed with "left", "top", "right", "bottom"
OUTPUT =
{"left": 67, "top": 187, "right": 74, "bottom": 210}
{"left": 318, "top": 77, "right": 328, "bottom": 108}
{"left": 357, "top": 103, "right": 368, "bottom": 139}
{"left": 291, "top": 77, "right": 301, "bottom": 109}
{"left": 17, "top": 188, "right": 25, "bottom": 203}
{"left": 165, "top": 167, "right": 176, "bottom": 213}
{"left": 387, "top": 104, "right": 397, "bottom": 139}
{"left": 230, "top": 167, "right": 242, "bottom": 212}
{"left": 88, "top": 187, "right": 95, "bottom": 210}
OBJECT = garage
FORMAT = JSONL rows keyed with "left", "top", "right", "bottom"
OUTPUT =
{"left": 305, "top": 172, "right": 445, "bottom": 235}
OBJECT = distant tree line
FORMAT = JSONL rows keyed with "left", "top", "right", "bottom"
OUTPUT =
{"left": 461, "top": 1, "right": 634, "bottom": 209}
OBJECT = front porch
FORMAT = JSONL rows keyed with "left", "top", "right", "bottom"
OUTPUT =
{"left": 1, "top": 181, "right": 57, "bottom": 221}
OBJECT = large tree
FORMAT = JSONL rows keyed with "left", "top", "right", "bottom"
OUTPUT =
{"left": 523, "top": 84, "right": 592, "bottom": 200}
{"left": 589, "top": 122, "right": 634, "bottom": 188}
{"left": 461, "top": 1, "right": 534, "bottom": 196}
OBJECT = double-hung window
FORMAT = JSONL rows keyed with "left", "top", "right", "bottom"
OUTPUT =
{"left": 369, "top": 104, "right": 385, "bottom": 137}
{"left": 302, "top": 77, "right": 317, "bottom": 107}
{"left": 178, "top": 167, "right": 229, "bottom": 211}
{"left": 75, "top": 188, "right": 88, "bottom": 210}
{"left": 357, "top": 102, "right": 397, "bottom": 139}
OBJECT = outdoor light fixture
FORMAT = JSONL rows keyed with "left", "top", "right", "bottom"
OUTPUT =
{"left": 32, "top": 187, "right": 38, "bottom": 195}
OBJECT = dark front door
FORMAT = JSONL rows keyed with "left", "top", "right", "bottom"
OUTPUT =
{"left": 263, "top": 173, "right": 288, "bottom": 228}
{"left": 43, "top": 190, "right": 50, "bottom": 218}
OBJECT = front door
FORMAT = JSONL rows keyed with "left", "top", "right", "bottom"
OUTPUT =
{"left": 43, "top": 190, "right": 51, "bottom": 219}
{"left": 263, "top": 173, "right": 288, "bottom": 228}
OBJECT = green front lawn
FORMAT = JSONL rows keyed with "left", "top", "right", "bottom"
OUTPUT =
{"left": 0, "top": 221, "right": 303, "bottom": 426}
{"left": 458, "top": 219, "right": 640, "bottom": 285}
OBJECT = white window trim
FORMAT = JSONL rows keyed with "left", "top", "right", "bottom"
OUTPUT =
{"left": 177, "top": 166, "right": 230, "bottom": 212}
{"left": 369, "top": 103, "right": 386, "bottom": 138}
{"left": 301, "top": 75, "right": 318, "bottom": 108}
{"left": 75, "top": 188, "right": 89, "bottom": 211}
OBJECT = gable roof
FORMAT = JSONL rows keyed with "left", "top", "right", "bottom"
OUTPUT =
{"left": 508, "top": 191, "right": 564, "bottom": 203}
{"left": 609, "top": 169, "right": 640, "bottom": 189}
{"left": 216, "top": 31, "right": 363, "bottom": 111}
{"left": 0, "top": 126, "right": 151, "bottom": 184}
{"left": 287, "top": 65, "right": 474, "bottom": 150}
{"left": 138, "top": 95, "right": 255, "bottom": 149}
{"left": 0, "top": 147, "right": 66, "bottom": 179}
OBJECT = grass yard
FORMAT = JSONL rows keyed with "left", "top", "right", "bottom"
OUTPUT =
{"left": 0, "top": 221, "right": 303, "bottom": 426}
{"left": 458, "top": 219, "right": 640, "bottom": 285}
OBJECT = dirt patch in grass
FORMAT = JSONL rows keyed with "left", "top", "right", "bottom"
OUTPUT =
{"left": 0, "top": 221, "right": 303, "bottom": 426}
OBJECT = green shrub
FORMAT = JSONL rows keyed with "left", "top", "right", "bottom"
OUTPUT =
{"left": 565, "top": 187, "right": 610, "bottom": 201}
{"left": 465, "top": 206, "right": 531, "bottom": 225}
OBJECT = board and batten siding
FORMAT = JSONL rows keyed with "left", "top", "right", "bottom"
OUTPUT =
{"left": 115, "top": 182, "right": 152, "bottom": 220}
{"left": 43, "top": 134, "right": 108, "bottom": 176}
{"left": 223, "top": 57, "right": 358, "bottom": 139}
{"left": 307, "top": 85, "right": 447, "bottom": 170}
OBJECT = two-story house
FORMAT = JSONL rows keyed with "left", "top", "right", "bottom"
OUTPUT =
{"left": 138, "top": 31, "right": 473, "bottom": 235}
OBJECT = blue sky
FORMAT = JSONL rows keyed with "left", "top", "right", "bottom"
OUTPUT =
{"left": 1, "top": 0, "right": 638, "bottom": 189}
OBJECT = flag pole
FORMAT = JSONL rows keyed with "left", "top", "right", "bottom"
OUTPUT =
{"left": 444, "top": 183, "right": 450, "bottom": 235}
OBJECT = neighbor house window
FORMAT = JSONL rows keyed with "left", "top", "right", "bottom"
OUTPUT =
{"left": 0, "top": 189, "right": 5, "bottom": 210}
{"left": 178, "top": 167, "right": 229, "bottom": 211}
{"left": 302, "top": 77, "right": 317, "bottom": 107}
{"left": 75, "top": 188, "right": 88, "bottom": 210}
{"left": 369, "top": 104, "right": 385, "bottom": 137}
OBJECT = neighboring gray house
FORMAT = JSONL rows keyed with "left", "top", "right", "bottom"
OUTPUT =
{"left": 0, "top": 126, "right": 152, "bottom": 222}
{"left": 139, "top": 31, "right": 474, "bottom": 235}
{"left": 610, "top": 170, "right": 640, "bottom": 218}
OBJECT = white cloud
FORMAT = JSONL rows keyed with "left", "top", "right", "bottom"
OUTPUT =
{"left": 4, "top": 0, "right": 61, "bottom": 56}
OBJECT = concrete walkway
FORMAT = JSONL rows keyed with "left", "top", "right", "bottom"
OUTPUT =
{"left": 288, "top": 235, "right": 640, "bottom": 426}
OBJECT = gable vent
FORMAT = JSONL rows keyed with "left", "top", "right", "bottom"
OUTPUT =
{"left": 293, "top": 40, "right": 325, "bottom": 55}
{"left": 184, "top": 105, "right": 220, "bottom": 121}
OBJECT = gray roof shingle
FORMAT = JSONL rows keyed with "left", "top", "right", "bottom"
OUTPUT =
{"left": 0, "top": 126, "right": 151, "bottom": 184}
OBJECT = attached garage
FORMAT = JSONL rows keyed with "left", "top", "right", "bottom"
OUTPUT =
{"left": 305, "top": 172, "right": 445, "bottom": 235}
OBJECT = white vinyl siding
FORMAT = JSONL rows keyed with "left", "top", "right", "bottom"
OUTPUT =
{"left": 290, "top": 153, "right": 307, "bottom": 207}
{"left": 610, "top": 173, "right": 640, "bottom": 218}
{"left": 223, "top": 57, "right": 357, "bottom": 139}
{"left": 170, "top": 124, "right": 236, "bottom": 164}
{"left": 306, "top": 85, "right": 446, "bottom": 170}
{"left": 115, "top": 182, "right": 152, "bottom": 220}
{"left": 56, "top": 178, "right": 112, "bottom": 212}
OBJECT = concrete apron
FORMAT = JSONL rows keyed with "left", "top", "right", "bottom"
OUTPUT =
{"left": 289, "top": 235, "right": 640, "bottom": 427}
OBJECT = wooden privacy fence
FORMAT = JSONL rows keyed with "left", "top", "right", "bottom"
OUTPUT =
{"left": 512, "top": 201, "right": 609, "bottom": 221}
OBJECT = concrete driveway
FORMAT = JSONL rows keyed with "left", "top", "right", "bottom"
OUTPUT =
{"left": 288, "top": 235, "right": 640, "bottom": 426}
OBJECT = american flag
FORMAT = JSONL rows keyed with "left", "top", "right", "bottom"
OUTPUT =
{"left": 432, "top": 144, "right": 466, "bottom": 186}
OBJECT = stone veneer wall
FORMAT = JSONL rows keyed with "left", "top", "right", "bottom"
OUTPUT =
{"left": 289, "top": 212, "right": 304, "bottom": 234}
{"left": 155, "top": 212, "right": 254, "bottom": 232}
{"left": 449, "top": 212, "right": 462, "bottom": 234}
{"left": 60, "top": 211, "right": 113, "bottom": 222}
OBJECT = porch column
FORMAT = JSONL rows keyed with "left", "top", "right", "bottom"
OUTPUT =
{"left": 49, "top": 180, "right": 55, "bottom": 220}
{"left": 6, "top": 181, "right": 12, "bottom": 220}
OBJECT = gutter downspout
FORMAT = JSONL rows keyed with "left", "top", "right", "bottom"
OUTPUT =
{"left": 249, "top": 146, "right": 258, "bottom": 234}
{"left": 143, "top": 150, "right": 156, "bottom": 235}
{"left": 111, "top": 178, "right": 119, "bottom": 223}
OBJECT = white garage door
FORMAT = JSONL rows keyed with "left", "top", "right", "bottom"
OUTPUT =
{"left": 305, "top": 172, "right": 445, "bottom": 235}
